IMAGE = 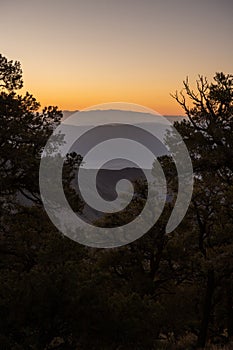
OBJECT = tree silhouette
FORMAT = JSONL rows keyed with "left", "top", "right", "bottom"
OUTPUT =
{"left": 0, "top": 53, "right": 23, "bottom": 90}
{"left": 1, "top": 54, "right": 233, "bottom": 349}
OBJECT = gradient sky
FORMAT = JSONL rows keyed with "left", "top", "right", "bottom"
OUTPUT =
{"left": 1, "top": 0, "right": 233, "bottom": 114}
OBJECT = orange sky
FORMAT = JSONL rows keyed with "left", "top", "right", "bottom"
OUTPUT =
{"left": 1, "top": 0, "right": 233, "bottom": 115}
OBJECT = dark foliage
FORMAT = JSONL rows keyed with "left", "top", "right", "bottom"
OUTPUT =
{"left": 0, "top": 54, "right": 233, "bottom": 349}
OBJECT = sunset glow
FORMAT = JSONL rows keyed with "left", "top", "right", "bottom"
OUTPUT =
{"left": 1, "top": 0, "right": 232, "bottom": 115}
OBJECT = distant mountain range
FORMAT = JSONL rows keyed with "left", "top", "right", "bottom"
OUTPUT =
{"left": 62, "top": 110, "right": 79, "bottom": 120}
{"left": 18, "top": 110, "right": 185, "bottom": 223}
{"left": 62, "top": 110, "right": 185, "bottom": 124}
{"left": 61, "top": 110, "right": 186, "bottom": 169}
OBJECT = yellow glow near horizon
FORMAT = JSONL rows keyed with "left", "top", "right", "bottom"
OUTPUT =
{"left": 1, "top": 0, "right": 232, "bottom": 115}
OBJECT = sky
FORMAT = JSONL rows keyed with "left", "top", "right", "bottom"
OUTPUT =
{"left": 0, "top": 0, "right": 233, "bottom": 115}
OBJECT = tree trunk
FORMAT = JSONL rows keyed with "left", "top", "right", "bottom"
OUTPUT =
{"left": 227, "top": 277, "right": 233, "bottom": 340}
{"left": 197, "top": 269, "right": 215, "bottom": 348}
